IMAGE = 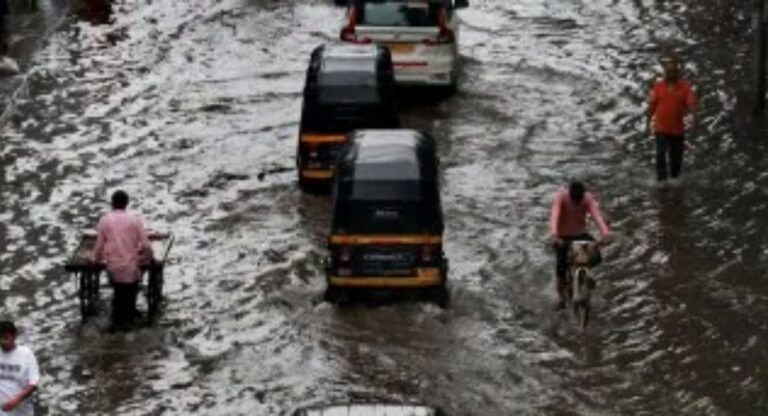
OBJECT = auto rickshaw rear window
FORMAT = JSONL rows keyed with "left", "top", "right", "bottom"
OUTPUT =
{"left": 323, "top": 56, "right": 377, "bottom": 73}
{"left": 316, "top": 68, "right": 379, "bottom": 101}
{"left": 333, "top": 200, "right": 442, "bottom": 234}
{"left": 346, "top": 179, "right": 424, "bottom": 201}
{"left": 302, "top": 102, "right": 390, "bottom": 132}
{"left": 317, "top": 84, "right": 380, "bottom": 105}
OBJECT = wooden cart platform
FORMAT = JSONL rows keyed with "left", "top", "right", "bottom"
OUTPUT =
{"left": 64, "top": 231, "right": 174, "bottom": 323}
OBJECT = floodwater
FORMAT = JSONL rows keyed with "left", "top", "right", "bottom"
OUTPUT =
{"left": 1, "top": 0, "right": 767, "bottom": 415}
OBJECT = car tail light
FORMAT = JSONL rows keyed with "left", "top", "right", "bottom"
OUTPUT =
{"left": 340, "top": 25, "right": 356, "bottom": 42}
{"left": 340, "top": 7, "right": 372, "bottom": 44}
{"left": 423, "top": 9, "right": 454, "bottom": 45}
{"left": 338, "top": 247, "right": 352, "bottom": 263}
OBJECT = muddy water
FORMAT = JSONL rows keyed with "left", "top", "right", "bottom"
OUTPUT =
{"left": 1, "top": 0, "right": 767, "bottom": 414}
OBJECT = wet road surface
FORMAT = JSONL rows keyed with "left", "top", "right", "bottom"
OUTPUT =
{"left": 1, "top": 0, "right": 768, "bottom": 415}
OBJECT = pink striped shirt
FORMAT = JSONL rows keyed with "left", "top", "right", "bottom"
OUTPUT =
{"left": 549, "top": 188, "right": 610, "bottom": 238}
{"left": 93, "top": 210, "right": 153, "bottom": 283}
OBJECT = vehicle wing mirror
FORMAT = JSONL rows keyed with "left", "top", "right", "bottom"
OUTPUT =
{"left": 454, "top": 0, "right": 469, "bottom": 9}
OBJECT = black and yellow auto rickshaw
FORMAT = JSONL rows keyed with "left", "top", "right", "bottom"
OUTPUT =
{"left": 325, "top": 129, "right": 449, "bottom": 306}
{"left": 297, "top": 44, "right": 399, "bottom": 190}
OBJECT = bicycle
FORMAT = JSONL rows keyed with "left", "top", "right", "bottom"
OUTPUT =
{"left": 564, "top": 240, "right": 601, "bottom": 329}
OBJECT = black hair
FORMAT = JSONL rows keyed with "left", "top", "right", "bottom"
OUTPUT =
{"left": 0, "top": 321, "right": 17, "bottom": 336}
{"left": 111, "top": 190, "right": 129, "bottom": 210}
{"left": 569, "top": 181, "right": 586, "bottom": 204}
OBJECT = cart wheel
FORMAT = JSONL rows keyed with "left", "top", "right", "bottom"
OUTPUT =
{"left": 78, "top": 272, "right": 89, "bottom": 322}
{"left": 91, "top": 272, "right": 101, "bottom": 315}
{"left": 147, "top": 268, "right": 164, "bottom": 321}
{"left": 78, "top": 271, "right": 99, "bottom": 322}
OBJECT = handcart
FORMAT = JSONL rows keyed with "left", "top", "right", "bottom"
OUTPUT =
{"left": 64, "top": 231, "right": 175, "bottom": 323}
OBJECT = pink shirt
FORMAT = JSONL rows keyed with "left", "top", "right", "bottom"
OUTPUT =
{"left": 93, "top": 210, "right": 153, "bottom": 283}
{"left": 549, "top": 188, "right": 610, "bottom": 238}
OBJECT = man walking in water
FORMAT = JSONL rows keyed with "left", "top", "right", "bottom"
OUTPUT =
{"left": 92, "top": 190, "right": 154, "bottom": 330}
{"left": 0, "top": 0, "right": 19, "bottom": 76}
{"left": 0, "top": 321, "right": 39, "bottom": 416}
{"left": 549, "top": 182, "right": 611, "bottom": 310}
{"left": 0, "top": 0, "right": 8, "bottom": 58}
{"left": 646, "top": 56, "right": 699, "bottom": 181}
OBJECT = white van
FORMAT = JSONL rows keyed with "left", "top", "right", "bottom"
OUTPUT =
{"left": 339, "top": 0, "right": 469, "bottom": 89}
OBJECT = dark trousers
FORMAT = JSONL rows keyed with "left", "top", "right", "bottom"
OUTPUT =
{"left": 112, "top": 282, "right": 139, "bottom": 326}
{"left": 655, "top": 133, "right": 685, "bottom": 181}
{"left": 555, "top": 234, "right": 601, "bottom": 282}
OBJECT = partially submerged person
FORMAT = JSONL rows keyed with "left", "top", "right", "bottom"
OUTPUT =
{"left": 91, "top": 190, "right": 154, "bottom": 330}
{"left": 646, "top": 56, "right": 699, "bottom": 181}
{"left": 0, "top": 2, "right": 19, "bottom": 76}
{"left": 0, "top": 43, "right": 19, "bottom": 76}
{"left": 0, "top": 321, "right": 39, "bottom": 416}
{"left": 0, "top": 0, "right": 7, "bottom": 49}
{"left": 549, "top": 182, "right": 610, "bottom": 310}
{"left": 80, "top": 0, "right": 113, "bottom": 24}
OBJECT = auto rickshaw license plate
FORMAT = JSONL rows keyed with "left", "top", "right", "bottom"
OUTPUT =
{"left": 387, "top": 43, "right": 415, "bottom": 54}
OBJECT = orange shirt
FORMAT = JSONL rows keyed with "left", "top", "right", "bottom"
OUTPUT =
{"left": 649, "top": 79, "right": 697, "bottom": 136}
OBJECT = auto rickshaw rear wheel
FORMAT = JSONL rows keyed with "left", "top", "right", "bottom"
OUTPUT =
{"left": 323, "top": 286, "right": 350, "bottom": 305}
{"left": 425, "top": 284, "right": 450, "bottom": 308}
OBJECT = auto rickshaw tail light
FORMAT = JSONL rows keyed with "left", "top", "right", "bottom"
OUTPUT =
{"left": 421, "top": 245, "right": 434, "bottom": 262}
{"left": 339, "top": 247, "right": 353, "bottom": 263}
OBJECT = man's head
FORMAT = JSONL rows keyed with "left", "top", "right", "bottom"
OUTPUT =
{"left": 0, "top": 321, "right": 18, "bottom": 352}
{"left": 660, "top": 56, "right": 681, "bottom": 83}
{"left": 111, "top": 190, "right": 129, "bottom": 210}
{"left": 569, "top": 181, "right": 586, "bottom": 204}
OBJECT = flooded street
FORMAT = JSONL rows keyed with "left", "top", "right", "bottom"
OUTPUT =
{"left": 1, "top": 0, "right": 768, "bottom": 414}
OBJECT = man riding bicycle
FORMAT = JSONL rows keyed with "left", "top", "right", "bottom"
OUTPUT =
{"left": 549, "top": 181, "right": 611, "bottom": 310}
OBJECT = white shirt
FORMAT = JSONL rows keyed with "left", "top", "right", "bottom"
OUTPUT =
{"left": 0, "top": 345, "right": 39, "bottom": 416}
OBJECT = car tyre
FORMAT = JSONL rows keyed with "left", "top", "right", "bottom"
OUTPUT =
{"left": 298, "top": 175, "right": 309, "bottom": 192}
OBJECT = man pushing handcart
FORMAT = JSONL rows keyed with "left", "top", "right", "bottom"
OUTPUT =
{"left": 63, "top": 191, "right": 174, "bottom": 330}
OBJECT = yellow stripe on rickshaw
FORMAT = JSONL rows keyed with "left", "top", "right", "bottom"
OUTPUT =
{"left": 302, "top": 169, "right": 334, "bottom": 179}
{"left": 300, "top": 134, "right": 347, "bottom": 144}
{"left": 330, "top": 268, "right": 442, "bottom": 288}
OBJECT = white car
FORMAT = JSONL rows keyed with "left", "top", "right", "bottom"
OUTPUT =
{"left": 340, "top": 0, "right": 469, "bottom": 89}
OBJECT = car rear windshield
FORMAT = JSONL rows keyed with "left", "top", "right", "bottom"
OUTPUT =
{"left": 359, "top": 1, "right": 442, "bottom": 27}
{"left": 333, "top": 200, "right": 442, "bottom": 234}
